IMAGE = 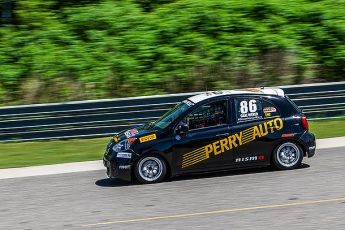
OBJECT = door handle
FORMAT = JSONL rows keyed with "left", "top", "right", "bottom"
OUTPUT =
{"left": 216, "top": 133, "right": 229, "bottom": 138}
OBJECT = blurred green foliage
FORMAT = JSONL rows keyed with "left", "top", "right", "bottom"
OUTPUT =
{"left": 0, "top": 0, "right": 345, "bottom": 105}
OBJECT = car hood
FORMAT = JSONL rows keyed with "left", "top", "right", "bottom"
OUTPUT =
{"left": 114, "top": 124, "right": 155, "bottom": 143}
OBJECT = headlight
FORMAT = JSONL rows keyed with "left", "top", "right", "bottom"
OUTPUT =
{"left": 112, "top": 140, "right": 129, "bottom": 152}
{"left": 112, "top": 138, "right": 136, "bottom": 152}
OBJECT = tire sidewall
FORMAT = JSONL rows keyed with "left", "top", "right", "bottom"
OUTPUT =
{"left": 272, "top": 141, "right": 303, "bottom": 170}
{"left": 134, "top": 154, "right": 167, "bottom": 184}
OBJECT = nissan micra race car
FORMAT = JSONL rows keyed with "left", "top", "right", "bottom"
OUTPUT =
{"left": 103, "top": 87, "right": 316, "bottom": 183}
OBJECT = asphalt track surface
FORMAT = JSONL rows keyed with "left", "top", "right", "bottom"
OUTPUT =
{"left": 1, "top": 146, "right": 345, "bottom": 230}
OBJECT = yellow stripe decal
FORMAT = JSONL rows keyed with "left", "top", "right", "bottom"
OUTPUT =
{"left": 180, "top": 118, "right": 284, "bottom": 168}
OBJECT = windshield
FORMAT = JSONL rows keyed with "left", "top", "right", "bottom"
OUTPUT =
{"left": 153, "top": 100, "right": 193, "bottom": 129}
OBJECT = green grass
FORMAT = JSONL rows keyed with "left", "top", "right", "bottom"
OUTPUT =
{"left": 309, "top": 117, "right": 345, "bottom": 139}
{"left": 0, "top": 118, "right": 345, "bottom": 169}
{"left": 0, "top": 137, "right": 110, "bottom": 169}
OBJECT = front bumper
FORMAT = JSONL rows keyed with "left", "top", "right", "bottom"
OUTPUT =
{"left": 103, "top": 137, "right": 134, "bottom": 181}
{"left": 103, "top": 160, "right": 118, "bottom": 178}
{"left": 103, "top": 158, "right": 132, "bottom": 181}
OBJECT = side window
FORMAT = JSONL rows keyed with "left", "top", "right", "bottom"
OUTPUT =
{"left": 185, "top": 100, "right": 227, "bottom": 130}
{"left": 262, "top": 101, "right": 280, "bottom": 118}
{"left": 235, "top": 98, "right": 263, "bottom": 122}
{"left": 235, "top": 98, "right": 281, "bottom": 123}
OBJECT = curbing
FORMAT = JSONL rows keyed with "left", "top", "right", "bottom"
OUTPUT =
{"left": 1, "top": 137, "right": 345, "bottom": 180}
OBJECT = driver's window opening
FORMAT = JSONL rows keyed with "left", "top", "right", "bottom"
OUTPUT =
{"left": 186, "top": 100, "right": 227, "bottom": 130}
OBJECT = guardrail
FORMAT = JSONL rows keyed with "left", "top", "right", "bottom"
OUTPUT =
{"left": 1, "top": 82, "right": 344, "bottom": 142}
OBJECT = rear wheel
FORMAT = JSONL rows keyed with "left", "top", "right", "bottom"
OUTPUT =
{"left": 134, "top": 155, "right": 167, "bottom": 184}
{"left": 272, "top": 142, "right": 303, "bottom": 170}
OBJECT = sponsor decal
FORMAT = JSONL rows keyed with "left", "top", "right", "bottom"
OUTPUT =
{"left": 125, "top": 129, "right": 139, "bottom": 138}
{"left": 119, "top": 165, "right": 131, "bottom": 170}
{"left": 263, "top": 106, "right": 277, "bottom": 113}
{"left": 265, "top": 112, "right": 271, "bottom": 117}
{"left": 239, "top": 88, "right": 264, "bottom": 93}
{"left": 282, "top": 133, "right": 294, "bottom": 138}
{"left": 124, "top": 131, "right": 131, "bottom": 138}
{"left": 182, "top": 117, "right": 283, "bottom": 168}
{"left": 113, "top": 137, "right": 118, "bottom": 143}
{"left": 238, "top": 113, "right": 262, "bottom": 121}
{"left": 117, "top": 152, "right": 132, "bottom": 159}
{"left": 175, "top": 135, "right": 181, "bottom": 141}
{"left": 235, "top": 155, "right": 265, "bottom": 163}
{"left": 139, "top": 134, "right": 157, "bottom": 143}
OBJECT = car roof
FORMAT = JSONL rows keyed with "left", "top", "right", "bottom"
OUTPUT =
{"left": 188, "top": 87, "right": 285, "bottom": 104}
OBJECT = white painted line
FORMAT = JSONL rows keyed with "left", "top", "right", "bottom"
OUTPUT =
{"left": 0, "top": 137, "right": 345, "bottom": 180}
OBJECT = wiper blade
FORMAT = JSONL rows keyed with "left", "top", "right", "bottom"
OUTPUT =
{"left": 145, "top": 121, "right": 155, "bottom": 130}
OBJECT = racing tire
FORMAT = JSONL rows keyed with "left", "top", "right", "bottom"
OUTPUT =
{"left": 272, "top": 142, "right": 303, "bottom": 170}
{"left": 134, "top": 155, "right": 167, "bottom": 184}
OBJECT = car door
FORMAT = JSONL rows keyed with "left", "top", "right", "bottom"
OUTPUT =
{"left": 172, "top": 98, "right": 234, "bottom": 172}
{"left": 231, "top": 97, "right": 284, "bottom": 165}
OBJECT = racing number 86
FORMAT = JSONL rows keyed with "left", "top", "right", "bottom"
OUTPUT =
{"left": 240, "top": 100, "right": 257, "bottom": 113}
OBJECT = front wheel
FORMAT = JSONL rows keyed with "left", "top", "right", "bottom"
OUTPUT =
{"left": 272, "top": 142, "right": 303, "bottom": 170}
{"left": 134, "top": 155, "right": 167, "bottom": 184}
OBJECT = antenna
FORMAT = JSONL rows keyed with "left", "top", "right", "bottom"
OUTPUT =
{"left": 261, "top": 80, "right": 270, "bottom": 89}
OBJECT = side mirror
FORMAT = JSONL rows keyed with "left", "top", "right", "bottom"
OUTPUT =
{"left": 179, "top": 123, "right": 189, "bottom": 133}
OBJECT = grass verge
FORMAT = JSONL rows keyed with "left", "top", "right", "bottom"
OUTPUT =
{"left": 0, "top": 118, "right": 345, "bottom": 169}
{"left": 0, "top": 137, "right": 109, "bottom": 169}
{"left": 309, "top": 117, "right": 345, "bottom": 139}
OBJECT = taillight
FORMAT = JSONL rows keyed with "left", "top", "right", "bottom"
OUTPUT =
{"left": 301, "top": 116, "right": 309, "bottom": 131}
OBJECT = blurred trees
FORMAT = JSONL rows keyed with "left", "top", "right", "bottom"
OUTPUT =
{"left": 0, "top": 0, "right": 345, "bottom": 105}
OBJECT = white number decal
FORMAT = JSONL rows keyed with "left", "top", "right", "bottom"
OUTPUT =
{"left": 240, "top": 100, "right": 257, "bottom": 113}
{"left": 240, "top": 101, "right": 248, "bottom": 113}
{"left": 249, "top": 100, "right": 257, "bottom": 112}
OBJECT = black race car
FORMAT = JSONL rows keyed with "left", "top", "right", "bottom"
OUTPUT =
{"left": 103, "top": 87, "right": 316, "bottom": 183}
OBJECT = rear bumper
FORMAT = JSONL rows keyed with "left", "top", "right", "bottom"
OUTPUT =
{"left": 298, "top": 131, "right": 316, "bottom": 158}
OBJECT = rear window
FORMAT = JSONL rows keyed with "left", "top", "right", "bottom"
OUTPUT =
{"left": 285, "top": 96, "right": 302, "bottom": 113}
